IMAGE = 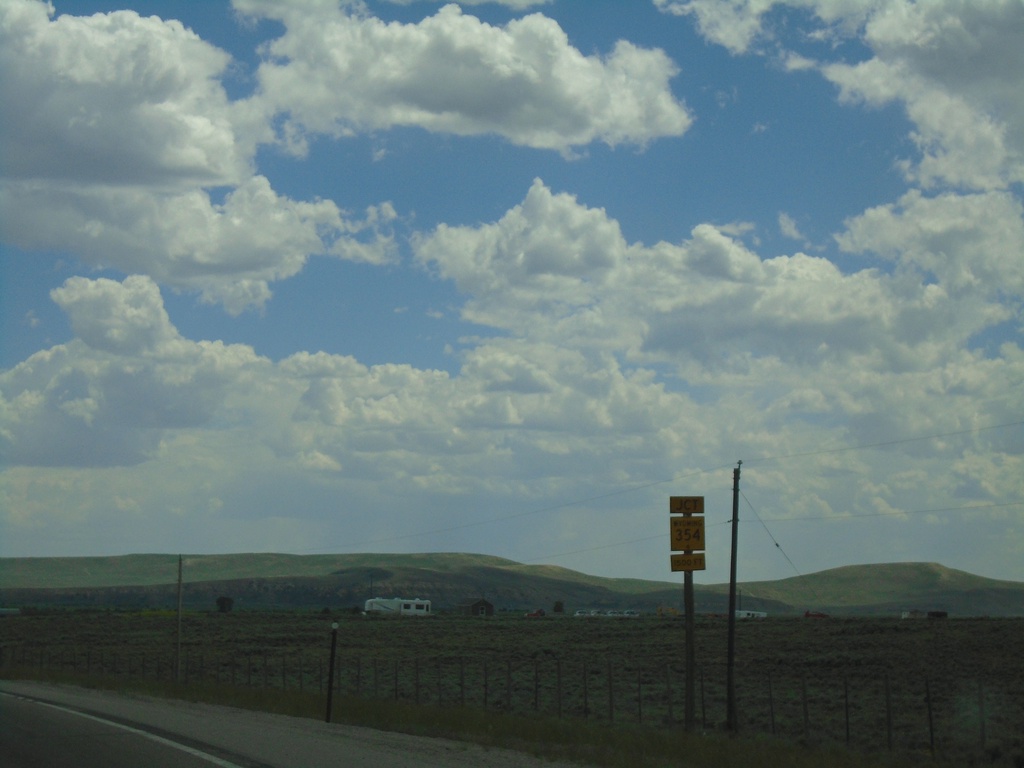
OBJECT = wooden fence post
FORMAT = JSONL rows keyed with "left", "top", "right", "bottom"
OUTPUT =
{"left": 696, "top": 671, "right": 704, "bottom": 729}
{"left": 583, "top": 661, "right": 589, "bottom": 718}
{"left": 844, "top": 677, "right": 850, "bottom": 746}
{"left": 666, "top": 666, "right": 673, "bottom": 724}
{"left": 533, "top": 661, "right": 539, "bottom": 711}
{"left": 978, "top": 680, "right": 986, "bottom": 750}
{"left": 885, "top": 675, "right": 893, "bottom": 751}
{"left": 637, "top": 668, "right": 643, "bottom": 723}
{"left": 925, "top": 678, "right": 934, "bottom": 756}
{"left": 556, "top": 659, "right": 562, "bottom": 719}
{"left": 607, "top": 659, "right": 614, "bottom": 722}
{"left": 802, "top": 676, "right": 809, "bottom": 740}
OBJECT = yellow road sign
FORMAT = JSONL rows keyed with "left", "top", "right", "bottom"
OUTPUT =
{"left": 671, "top": 553, "right": 706, "bottom": 572}
{"left": 669, "top": 496, "right": 704, "bottom": 514}
{"left": 670, "top": 516, "right": 706, "bottom": 551}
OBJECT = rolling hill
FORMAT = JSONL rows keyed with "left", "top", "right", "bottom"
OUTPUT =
{"left": 1, "top": 553, "right": 1022, "bottom": 616}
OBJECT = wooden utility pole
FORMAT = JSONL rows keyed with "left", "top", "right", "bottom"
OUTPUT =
{"left": 726, "top": 461, "right": 741, "bottom": 731}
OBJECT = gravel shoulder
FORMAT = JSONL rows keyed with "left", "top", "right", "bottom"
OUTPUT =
{"left": 0, "top": 681, "right": 592, "bottom": 768}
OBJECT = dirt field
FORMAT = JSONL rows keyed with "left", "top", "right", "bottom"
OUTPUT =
{"left": 2, "top": 611, "right": 1021, "bottom": 765}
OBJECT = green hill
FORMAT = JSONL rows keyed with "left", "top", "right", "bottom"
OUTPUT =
{"left": 1, "top": 554, "right": 1022, "bottom": 616}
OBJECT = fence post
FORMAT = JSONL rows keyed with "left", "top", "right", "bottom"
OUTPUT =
{"left": 844, "top": 678, "right": 850, "bottom": 746}
{"left": 505, "top": 659, "right": 512, "bottom": 712}
{"left": 415, "top": 657, "right": 421, "bottom": 705}
{"left": 700, "top": 668, "right": 706, "bottom": 730}
{"left": 557, "top": 659, "right": 562, "bottom": 719}
{"left": 978, "top": 680, "right": 986, "bottom": 750}
{"left": 802, "top": 676, "right": 809, "bottom": 740}
{"left": 666, "top": 666, "right": 673, "bottom": 724}
{"left": 533, "top": 661, "right": 539, "bottom": 711}
{"left": 637, "top": 668, "right": 643, "bottom": 723}
{"left": 607, "top": 659, "right": 614, "bottom": 722}
{"left": 583, "top": 661, "right": 589, "bottom": 718}
{"left": 483, "top": 660, "right": 489, "bottom": 708}
{"left": 925, "top": 678, "right": 934, "bottom": 757}
{"left": 768, "top": 671, "right": 776, "bottom": 735}
{"left": 460, "top": 657, "right": 465, "bottom": 707}
{"left": 885, "top": 675, "right": 893, "bottom": 751}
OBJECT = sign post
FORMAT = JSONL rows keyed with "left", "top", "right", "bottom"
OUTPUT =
{"left": 670, "top": 496, "right": 705, "bottom": 731}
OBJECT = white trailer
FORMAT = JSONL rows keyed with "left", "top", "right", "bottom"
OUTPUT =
{"left": 364, "top": 597, "right": 432, "bottom": 616}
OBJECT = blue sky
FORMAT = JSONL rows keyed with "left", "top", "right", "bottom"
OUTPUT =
{"left": 1, "top": 0, "right": 1022, "bottom": 588}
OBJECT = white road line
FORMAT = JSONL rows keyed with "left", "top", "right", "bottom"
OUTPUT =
{"left": 1, "top": 692, "right": 249, "bottom": 768}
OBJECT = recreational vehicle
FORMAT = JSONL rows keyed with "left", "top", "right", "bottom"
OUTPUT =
{"left": 364, "top": 597, "right": 432, "bottom": 616}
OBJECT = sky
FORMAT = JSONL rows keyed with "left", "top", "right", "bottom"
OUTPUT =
{"left": 1, "top": 0, "right": 1022, "bottom": 587}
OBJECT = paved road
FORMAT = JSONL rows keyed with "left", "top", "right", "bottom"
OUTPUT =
{"left": 0, "top": 681, "right": 586, "bottom": 768}
{"left": 1, "top": 693, "right": 251, "bottom": 768}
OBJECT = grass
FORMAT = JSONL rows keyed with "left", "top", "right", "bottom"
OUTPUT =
{"left": 3, "top": 666, "right": 918, "bottom": 768}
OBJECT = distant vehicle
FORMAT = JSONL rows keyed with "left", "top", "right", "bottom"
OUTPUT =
{"left": 605, "top": 610, "right": 622, "bottom": 618}
{"left": 524, "top": 608, "right": 546, "bottom": 618}
{"left": 804, "top": 610, "right": 829, "bottom": 619}
{"left": 364, "top": 597, "right": 432, "bottom": 617}
{"left": 735, "top": 610, "right": 767, "bottom": 620}
{"left": 574, "top": 610, "right": 590, "bottom": 617}
{"left": 622, "top": 610, "right": 640, "bottom": 618}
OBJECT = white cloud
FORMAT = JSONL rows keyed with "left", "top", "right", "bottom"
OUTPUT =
{"left": 0, "top": 176, "right": 395, "bottom": 313}
{"left": 416, "top": 179, "right": 1017, "bottom": 375}
{"left": 778, "top": 212, "right": 805, "bottom": 241}
{"left": 0, "top": 0, "right": 250, "bottom": 186}
{"left": 236, "top": 1, "right": 692, "bottom": 154}
{"left": 659, "top": 0, "right": 1024, "bottom": 190}
{"left": 386, "top": 0, "right": 552, "bottom": 7}
{"left": 0, "top": 1, "right": 395, "bottom": 313}
{"left": 836, "top": 189, "right": 1024, "bottom": 299}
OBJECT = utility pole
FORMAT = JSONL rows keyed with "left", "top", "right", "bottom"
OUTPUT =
{"left": 726, "top": 461, "right": 742, "bottom": 732}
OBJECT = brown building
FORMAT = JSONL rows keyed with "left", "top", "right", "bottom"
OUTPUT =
{"left": 457, "top": 598, "right": 494, "bottom": 617}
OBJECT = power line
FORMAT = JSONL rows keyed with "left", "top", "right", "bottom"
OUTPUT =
{"left": 740, "top": 490, "right": 802, "bottom": 578}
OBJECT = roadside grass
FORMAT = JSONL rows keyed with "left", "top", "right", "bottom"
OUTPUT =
{"left": 2, "top": 668, "right": 917, "bottom": 768}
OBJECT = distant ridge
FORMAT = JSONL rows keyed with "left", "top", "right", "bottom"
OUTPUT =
{"left": 1, "top": 554, "right": 1022, "bottom": 616}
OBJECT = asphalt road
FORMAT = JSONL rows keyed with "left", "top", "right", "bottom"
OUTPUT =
{"left": 0, "top": 681, "right": 586, "bottom": 768}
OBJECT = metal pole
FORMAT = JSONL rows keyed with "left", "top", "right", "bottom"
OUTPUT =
{"left": 726, "top": 461, "right": 741, "bottom": 732}
{"left": 175, "top": 555, "right": 183, "bottom": 684}
{"left": 325, "top": 622, "right": 339, "bottom": 722}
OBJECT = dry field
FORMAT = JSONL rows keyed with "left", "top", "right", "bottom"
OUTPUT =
{"left": 2, "top": 610, "right": 1021, "bottom": 766}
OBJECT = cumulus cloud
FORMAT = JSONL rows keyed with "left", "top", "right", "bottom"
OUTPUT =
{"left": 0, "top": 0, "right": 250, "bottom": 186}
{"left": 0, "top": 0, "right": 395, "bottom": 312}
{"left": 236, "top": 1, "right": 692, "bottom": 154}
{"left": 415, "top": 179, "right": 1019, "bottom": 376}
{"left": 658, "top": 0, "right": 1024, "bottom": 189}
{"left": 0, "top": 176, "right": 396, "bottom": 313}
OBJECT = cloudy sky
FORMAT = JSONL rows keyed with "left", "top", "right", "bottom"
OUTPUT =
{"left": 1, "top": 0, "right": 1022, "bottom": 586}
